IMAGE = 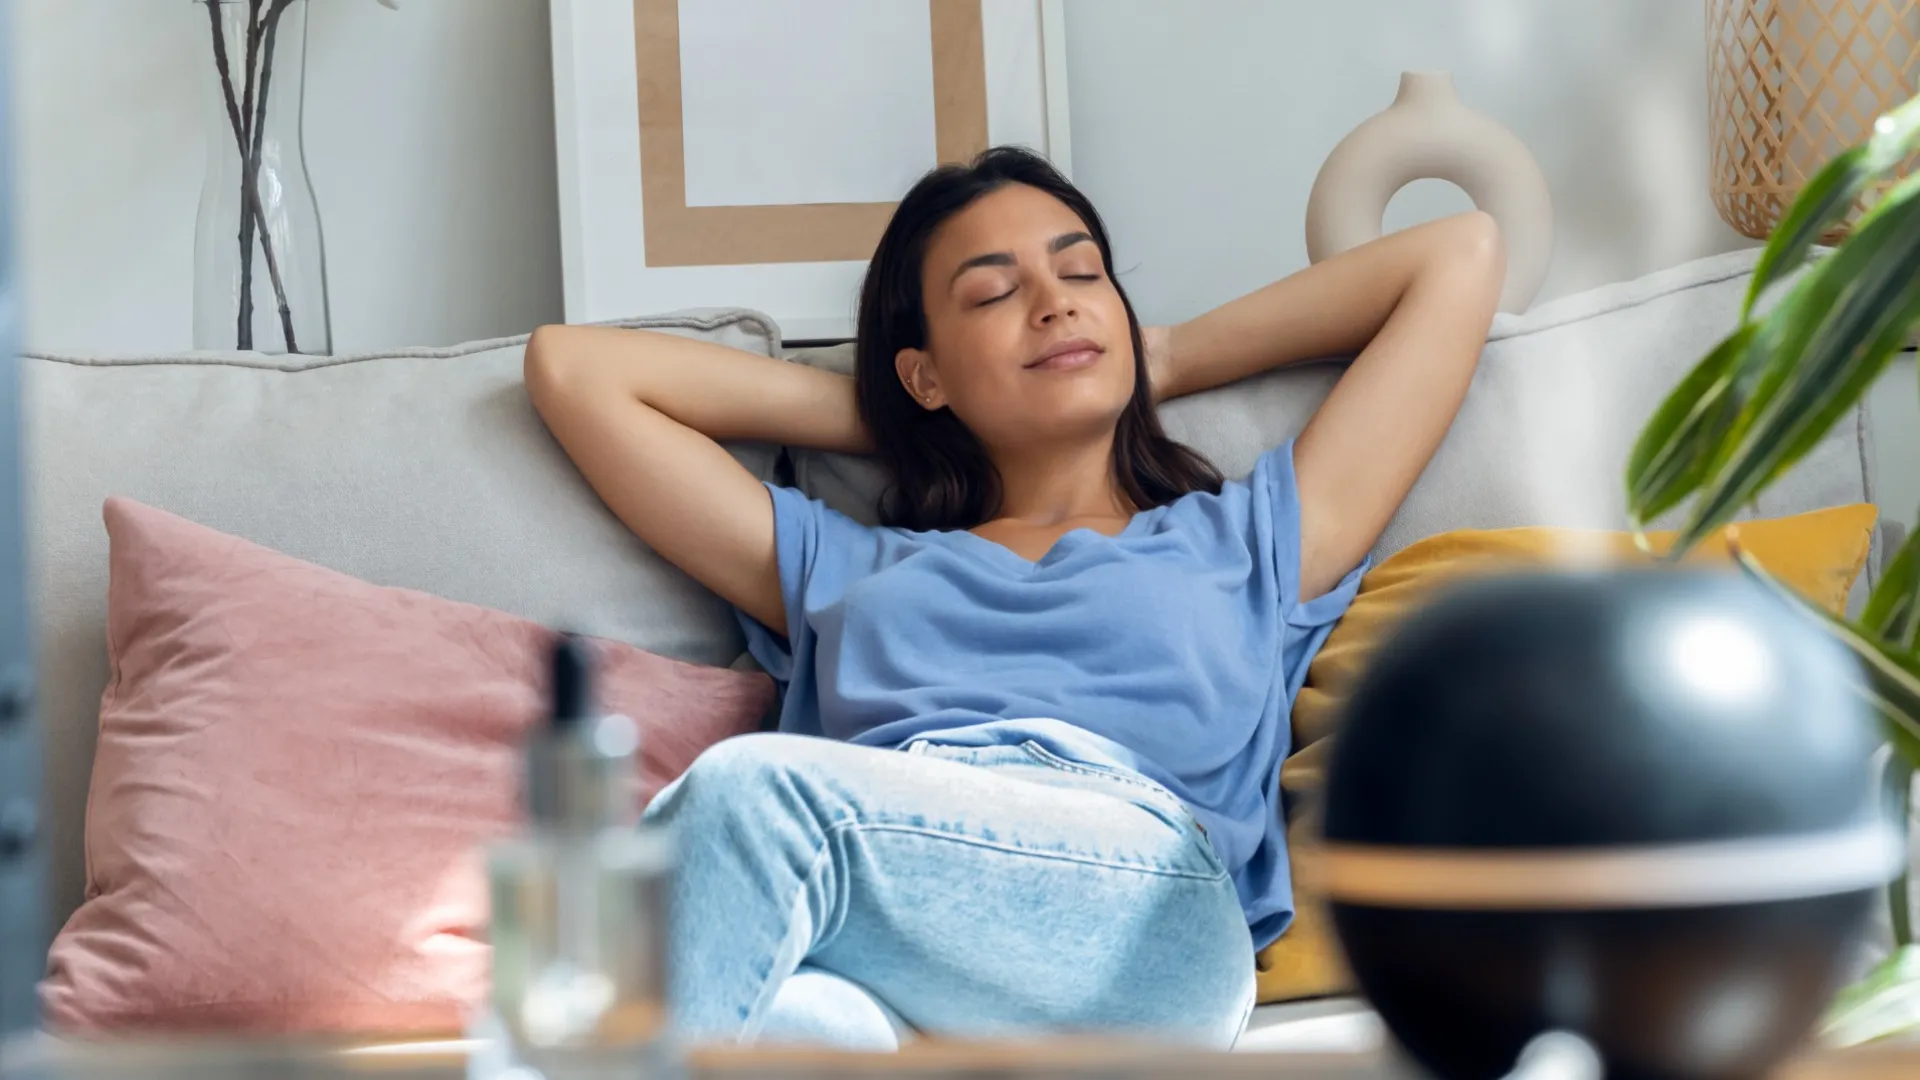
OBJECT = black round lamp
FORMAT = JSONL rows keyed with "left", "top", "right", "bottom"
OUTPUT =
{"left": 1318, "top": 569, "right": 1903, "bottom": 1080}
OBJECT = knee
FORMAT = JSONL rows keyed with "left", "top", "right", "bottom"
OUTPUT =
{"left": 755, "top": 968, "right": 912, "bottom": 1051}
{"left": 649, "top": 732, "right": 826, "bottom": 828}
{"left": 684, "top": 731, "right": 819, "bottom": 789}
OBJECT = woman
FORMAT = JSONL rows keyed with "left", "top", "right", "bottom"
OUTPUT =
{"left": 525, "top": 147, "right": 1503, "bottom": 1049}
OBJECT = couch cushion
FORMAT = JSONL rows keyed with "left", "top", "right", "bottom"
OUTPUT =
{"left": 41, "top": 498, "right": 772, "bottom": 1036}
{"left": 785, "top": 249, "right": 1877, "bottom": 576}
{"left": 26, "top": 309, "right": 782, "bottom": 936}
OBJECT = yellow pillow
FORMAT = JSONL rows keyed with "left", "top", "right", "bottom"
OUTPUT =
{"left": 1255, "top": 503, "right": 1880, "bottom": 1004}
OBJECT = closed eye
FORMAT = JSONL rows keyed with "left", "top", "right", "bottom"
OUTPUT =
{"left": 976, "top": 286, "right": 1017, "bottom": 307}
{"left": 1063, "top": 274, "right": 1101, "bottom": 282}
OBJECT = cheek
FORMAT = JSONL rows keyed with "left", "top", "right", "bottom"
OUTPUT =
{"left": 926, "top": 309, "right": 1025, "bottom": 395}
{"left": 1097, "top": 291, "right": 1133, "bottom": 338}
{"left": 1097, "top": 300, "right": 1139, "bottom": 383}
{"left": 1104, "top": 353, "right": 1139, "bottom": 405}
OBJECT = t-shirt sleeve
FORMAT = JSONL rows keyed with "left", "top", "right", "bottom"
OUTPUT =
{"left": 733, "top": 483, "right": 881, "bottom": 683}
{"left": 1250, "top": 438, "right": 1368, "bottom": 629}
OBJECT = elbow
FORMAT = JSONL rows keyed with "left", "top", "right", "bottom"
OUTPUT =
{"left": 523, "top": 323, "right": 574, "bottom": 413}
{"left": 1423, "top": 210, "right": 1506, "bottom": 310}
{"left": 1452, "top": 209, "right": 1506, "bottom": 280}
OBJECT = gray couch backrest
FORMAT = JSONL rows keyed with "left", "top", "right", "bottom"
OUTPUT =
{"left": 24, "top": 311, "right": 782, "bottom": 935}
{"left": 22, "top": 250, "right": 1882, "bottom": 942}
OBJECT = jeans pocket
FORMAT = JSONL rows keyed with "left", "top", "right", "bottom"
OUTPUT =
{"left": 1015, "top": 741, "right": 1224, "bottom": 872}
{"left": 901, "top": 739, "right": 1036, "bottom": 770}
{"left": 1015, "top": 740, "right": 1174, "bottom": 799}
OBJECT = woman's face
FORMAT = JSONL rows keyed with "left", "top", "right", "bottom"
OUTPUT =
{"left": 900, "top": 183, "right": 1137, "bottom": 452}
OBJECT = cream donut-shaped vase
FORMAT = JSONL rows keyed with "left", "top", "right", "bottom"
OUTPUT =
{"left": 1305, "top": 71, "right": 1554, "bottom": 314}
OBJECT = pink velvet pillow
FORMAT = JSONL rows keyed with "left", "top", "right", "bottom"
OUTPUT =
{"left": 40, "top": 498, "right": 773, "bottom": 1035}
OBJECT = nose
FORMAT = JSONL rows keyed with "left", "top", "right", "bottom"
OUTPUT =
{"left": 1030, "top": 276, "right": 1077, "bottom": 327}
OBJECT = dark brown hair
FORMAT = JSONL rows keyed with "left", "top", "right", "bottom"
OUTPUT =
{"left": 855, "top": 146, "right": 1222, "bottom": 531}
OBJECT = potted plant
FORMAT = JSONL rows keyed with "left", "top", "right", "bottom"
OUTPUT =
{"left": 1626, "top": 93, "right": 1920, "bottom": 1044}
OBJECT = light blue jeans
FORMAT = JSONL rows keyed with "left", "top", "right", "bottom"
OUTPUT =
{"left": 640, "top": 731, "right": 1256, "bottom": 1050}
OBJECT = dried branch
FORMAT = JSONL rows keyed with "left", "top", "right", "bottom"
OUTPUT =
{"left": 249, "top": 0, "right": 298, "bottom": 185}
{"left": 203, "top": 1, "right": 247, "bottom": 150}
{"left": 203, "top": 0, "right": 256, "bottom": 348}
{"left": 205, "top": 0, "right": 332, "bottom": 352}
{"left": 249, "top": 0, "right": 301, "bottom": 352}
{"left": 240, "top": 1, "right": 264, "bottom": 149}
{"left": 204, "top": 0, "right": 303, "bottom": 351}
{"left": 235, "top": 0, "right": 264, "bottom": 347}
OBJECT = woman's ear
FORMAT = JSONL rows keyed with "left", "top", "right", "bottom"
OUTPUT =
{"left": 895, "top": 347, "right": 947, "bottom": 410}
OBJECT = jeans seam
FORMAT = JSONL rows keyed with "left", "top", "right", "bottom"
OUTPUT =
{"left": 742, "top": 841, "right": 840, "bottom": 1038}
{"left": 827, "top": 819, "right": 1229, "bottom": 882}
{"left": 897, "top": 739, "right": 1227, "bottom": 877}
{"left": 1226, "top": 970, "right": 1258, "bottom": 1049}
{"left": 1015, "top": 741, "right": 1226, "bottom": 874}
{"left": 1017, "top": 740, "right": 1175, "bottom": 800}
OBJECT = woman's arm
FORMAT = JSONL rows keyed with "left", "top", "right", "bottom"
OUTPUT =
{"left": 524, "top": 325, "right": 871, "bottom": 631}
{"left": 1149, "top": 211, "right": 1506, "bottom": 599}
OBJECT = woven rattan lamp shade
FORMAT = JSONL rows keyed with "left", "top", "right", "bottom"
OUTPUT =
{"left": 1709, "top": 0, "right": 1920, "bottom": 240}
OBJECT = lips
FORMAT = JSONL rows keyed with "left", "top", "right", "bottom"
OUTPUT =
{"left": 1025, "top": 337, "right": 1104, "bottom": 372}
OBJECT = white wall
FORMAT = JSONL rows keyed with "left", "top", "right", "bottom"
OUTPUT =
{"left": 14, "top": 0, "right": 563, "bottom": 355}
{"left": 1064, "top": 0, "right": 1915, "bottom": 528}
{"left": 1064, "top": 0, "right": 1750, "bottom": 320}
{"left": 10, "top": 0, "right": 1913, "bottom": 525}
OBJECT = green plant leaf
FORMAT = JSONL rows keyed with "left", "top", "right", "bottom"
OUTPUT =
{"left": 1866, "top": 93, "right": 1920, "bottom": 163}
{"left": 1823, "top": 945, "right": 1920, "bottom": 1047}
{"left": 1743, "top": 147, "right": 1867, "bottom": 318}
{"left": 1674, "top": 184, "right": 1920, "bottom": 550}
{"left": 1885, "top": 703, "right": 1920, "bottom": 781}
{"left": 1804, "top": 612, "right": 1920, "bottom": 762}
{"left": 1707, "top": 240, "right": 1872, "bottom": 483}
{"left": 1624, "top": 324, "right": 1759, "bottom": 530}
{"left": 1865, "top": 526, "right": 1920, "bottom": 652}
{"left": 1729, "top": 548, "right": 1920, "bottom": 761}
{"left": 1626, "top": 173, "right": 1920, "bottom": 546}
{"left": 1888, "top": 756, "right": 1915, "bottom": 949}
{"left": 1744, "top": 93, "right": 1920, "bottom": 318}
{"left": 1661, "top": 215, "right": 1887, "bottom": 554}
{"left": 1895, "top": 866, "right": 1915, "bottom": 954}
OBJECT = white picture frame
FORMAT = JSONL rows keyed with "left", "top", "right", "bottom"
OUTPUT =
{"left": 550, "top": 0, "right": 1071, "bottom": 342}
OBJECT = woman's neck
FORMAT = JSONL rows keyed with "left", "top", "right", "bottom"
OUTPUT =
{"left": 985, "top": 434, "right": 1132, "bottom": 528}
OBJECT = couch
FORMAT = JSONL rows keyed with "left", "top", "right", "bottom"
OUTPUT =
{"left": 19, "top": 247, "right": 1900, "bottom": 1049}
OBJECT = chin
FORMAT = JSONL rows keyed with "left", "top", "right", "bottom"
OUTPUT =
{"left": 1022, "top": 391, "right": 1134, "bottom": 443}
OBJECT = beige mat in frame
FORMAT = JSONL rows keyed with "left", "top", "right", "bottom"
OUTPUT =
{"left": 634, "top": 0, "right": 991, "bottom": 269}
{"left": 550, "top": 0, "right": 1065, "bottom": 338}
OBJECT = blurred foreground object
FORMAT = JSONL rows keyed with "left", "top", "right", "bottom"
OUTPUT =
{"left": 0, "top": 0, "right": 42, "bottom": 1048}
{"left": 1708, "top": 0, "right": 1920, "bottom": 240}
{"left": 1319, "top": 571, "right": 1896, "bottom": 1080}
{"left": 467, "top": 632, "right": 675, "bottom": 1080}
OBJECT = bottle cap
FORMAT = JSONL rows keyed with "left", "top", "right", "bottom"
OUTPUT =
{"left": 549, "top": 632, "right": 594, "bottom": 729}
{"left": 527, "top": 630, "right": 639, "bottom": 830}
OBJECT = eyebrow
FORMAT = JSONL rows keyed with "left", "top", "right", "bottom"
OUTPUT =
{"left": 948, "top": 231, "right": 1096, "bottom": 285}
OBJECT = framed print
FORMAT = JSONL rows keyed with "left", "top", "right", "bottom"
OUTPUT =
{"left": 551, "top": 0, "right": 1071, "bottom": 341}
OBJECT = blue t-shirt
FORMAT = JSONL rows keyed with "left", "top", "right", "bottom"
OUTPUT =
{"left": 735, "top": 439, "right": 1365, "bottom": 948}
